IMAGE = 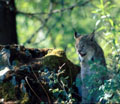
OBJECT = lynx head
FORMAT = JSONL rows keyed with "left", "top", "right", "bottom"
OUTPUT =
{"left": 74, "top": 31, "right": 96, "bottom": 62}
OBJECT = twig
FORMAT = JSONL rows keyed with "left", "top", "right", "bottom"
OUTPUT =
{"left": 59, "top": 63, "right": 66, "bottom": 70}
{"left": 25, "top": 76, "right": 42, "bottom": 102}
{"left": 23, "top": 25, "right": 44, "bottom": 45}
{"left": 31, "top": 68, "right": 51, "bottom": 104}
{"left": 57, "top": 63, "right": 72, "bottom": 101}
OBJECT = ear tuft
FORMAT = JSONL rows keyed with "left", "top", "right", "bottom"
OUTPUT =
{"left": 89, "top": 30, "right": 95, "bottom": 41}
{"left": 90, "top": 34, "right": 95, "bottom": 41}
{"left": 74, "top": 32, "right": 80, "bottom": 39}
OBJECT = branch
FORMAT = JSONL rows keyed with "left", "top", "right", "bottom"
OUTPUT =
{"left": 31, "top": 17, "right": 61, "bottom": 47}
{"left": 17, "top": 0, "right": 93, "bottom": 16}
{"left": 16, "top": 11, "right": 49, "bottom": 30}
{"left": 23, "top": 1, "right": 53, "bottom": 45}
{"left": 50, "top": 0, "right": 93, "bottom": 14}
{"left": 23, "top": 16, "right": 50, "bottom": 45}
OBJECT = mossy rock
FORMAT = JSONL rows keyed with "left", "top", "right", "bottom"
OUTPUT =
{"left": 41, "top": 49, "right": 80, "bottom": 86}
{"left": 0, "top": 45, "right": 80, "bottom": 103}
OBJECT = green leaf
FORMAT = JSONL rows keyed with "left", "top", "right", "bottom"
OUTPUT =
{"left": 52, "top": 88, "right": 59, "bottom": 93}
{"left": 96, "top": 19, "right": 101, "bottom": 26}
{"left": 97, "top": 26, "right": 106, "bottom": 32}
{"left": 109, "top": 19, "right": 114, "bottom": 27}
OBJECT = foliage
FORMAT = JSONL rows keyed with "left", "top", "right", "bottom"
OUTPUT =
{"left": 40, "top": 67, "right": 78, "bottom": 103}
{"left": 83, "top": 55, "right": 120, "bottom": 103}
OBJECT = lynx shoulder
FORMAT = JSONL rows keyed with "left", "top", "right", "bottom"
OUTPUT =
{"left": 74, "top": 31, "right": 106, "bottom": 103}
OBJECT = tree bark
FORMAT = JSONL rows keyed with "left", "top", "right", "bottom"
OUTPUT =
{"left": 0, "top": 0, "right": 17, "bottom": 45}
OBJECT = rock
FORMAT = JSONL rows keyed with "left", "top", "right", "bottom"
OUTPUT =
{"left": 0, "top": 45, "right": 80, "bottom": 103}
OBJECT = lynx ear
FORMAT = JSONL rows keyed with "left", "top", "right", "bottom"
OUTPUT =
{"left": 89, "top": 30, "right": 95, "bottom": 41}
{"left": 74, "top": 32, "right": 81, "bottom": 39}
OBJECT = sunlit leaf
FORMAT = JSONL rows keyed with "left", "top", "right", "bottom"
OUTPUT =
{"left": 96, "top": 19, "right": 101, "bottom": 26}
{"left": 109, "top": 19, "right": 114, "bottom": 27}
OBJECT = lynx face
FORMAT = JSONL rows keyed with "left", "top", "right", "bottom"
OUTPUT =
{"left": 74, "top": 32, "right": 95, "bottom": 62}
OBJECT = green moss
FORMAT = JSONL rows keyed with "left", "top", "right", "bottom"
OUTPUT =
{"left": 46, "top": 49, "right": 66, "bottom": 57}
{"left": 41, "top": 49, "right": 80, "bottom": 87}
{"left": 0, "top": 82, "right": 16, "bottom": 101}
{"left": 42, "top": 49, "right": 67, "bottom": 70}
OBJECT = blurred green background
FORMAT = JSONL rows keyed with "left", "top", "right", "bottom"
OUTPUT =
{"left": 15, "top": 0, "right": 120, "bottom": 65}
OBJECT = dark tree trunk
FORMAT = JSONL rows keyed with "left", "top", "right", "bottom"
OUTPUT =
{"left": 0, "top": 0, "right": 18, "bottom": 45}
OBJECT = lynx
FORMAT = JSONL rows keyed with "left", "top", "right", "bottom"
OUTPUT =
{"left": 74, "top": 31, "right": 106, "bottom": 103}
